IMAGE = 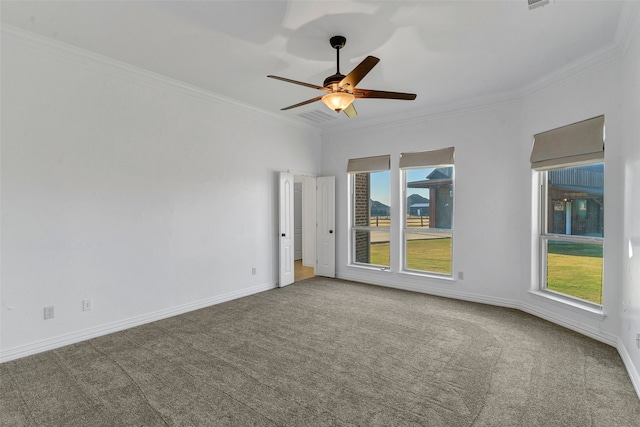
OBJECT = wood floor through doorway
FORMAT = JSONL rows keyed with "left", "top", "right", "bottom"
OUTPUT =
{"left": 294, "top": 259, "right": 314, "bottom": 281}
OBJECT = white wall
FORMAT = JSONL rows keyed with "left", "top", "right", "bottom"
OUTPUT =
{"left": 321, "top": 29, "right": 638, "bottom": 393}
{"left": 0, "top": 29, "right": 321, "bottom": 360}
{"left": 620, "top": 5, "right": 640, "bottom": 394}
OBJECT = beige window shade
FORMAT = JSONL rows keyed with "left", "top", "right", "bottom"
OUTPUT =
{"left": 400, "top": 147, "right": 454, "bottom": 169}
{"left": 347, "top": 155, "right": 390, "bottom": 173}
{"left": 530, "top": 115, "right": 604, "bottom": 170}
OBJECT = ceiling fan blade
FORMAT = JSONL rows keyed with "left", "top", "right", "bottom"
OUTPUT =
{"left": 343, "top": 103, "right": 357, "bottom": 118}
{"left": 267, "top": 75, "right": 329, "bottom": 92}
{"left": 280, "top": 96, "right": 324, "bottom": 111}
{"left": 354, "top": 89, "right": 417, "bottom": 100}
{"left": 339, "top": 56, "right": 380, "bottom": 89}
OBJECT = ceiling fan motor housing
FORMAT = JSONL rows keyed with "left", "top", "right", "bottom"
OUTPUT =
{"left": 323, "top": 73, "right": 346, "bottom": 88}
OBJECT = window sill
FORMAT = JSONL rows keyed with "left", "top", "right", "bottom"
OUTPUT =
{"left": 348, "top": 264, "right": 391, "bottom": 273}
{"left": 528, "top": 290, "right": 606, "bottom": 320}
{"left": 399, "top": 270, "right": 455, "bottom": 282}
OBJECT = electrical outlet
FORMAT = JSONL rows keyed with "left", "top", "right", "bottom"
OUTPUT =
{"left": 44, "top": 306, "right": 54, "bottom": 320}
{"left": 83, "top": 299, "right": 92, "bottom": 312}
{"left": 458, "top": 271, "right": 464, "bottom": 280}
{"left": 252, "top": 267, "right": 257, "bottom": 276}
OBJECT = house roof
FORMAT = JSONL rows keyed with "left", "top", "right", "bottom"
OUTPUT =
{"left": 549, "top": 184, "right": 604, "bottom": 197}
{"left": 408, "top": 168, "right": 453, "bottom": 188}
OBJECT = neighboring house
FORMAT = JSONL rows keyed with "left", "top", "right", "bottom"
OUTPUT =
{"left": 407, "top": 168, "right": 453, "bottom": 229}
{"left": 408, "top": 202, "right": 429, "bottom": 216}
{"left": 547, "top": 164, "right": 604, "bottom": 237}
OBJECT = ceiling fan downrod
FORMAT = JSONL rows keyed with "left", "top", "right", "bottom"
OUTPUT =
{"left": 324, "top": 36, "right": 347, "bottom": 88}
{"left": 330, "top": 35, "right": 346, "bottom": 75}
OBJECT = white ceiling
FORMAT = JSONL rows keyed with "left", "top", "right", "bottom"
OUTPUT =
{"left": 1, "top": 1, "right": 633, "bottom": 130}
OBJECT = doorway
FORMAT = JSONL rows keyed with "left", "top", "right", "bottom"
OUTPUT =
{"left": 294, "top": 176, "right": 315, "bottom": 282}
{"left": 279, "top": 172, "right": 335, "bottom": 287}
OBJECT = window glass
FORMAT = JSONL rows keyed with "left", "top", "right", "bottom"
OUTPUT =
{"left": 546, "top": 164, "right": 604, "bottom": 237}
{"left": 405, "top": 231, "right": 452, "bottom": 274}
{"left": 542, "top": 163, "right": 604, "bottom": 305}
{"left": 545, "top": 240, "right": 603, "bottom": 304}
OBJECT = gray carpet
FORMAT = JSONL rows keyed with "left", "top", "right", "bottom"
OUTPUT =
{"left": 1, "top": 278, "right": 639, "bottom": 426}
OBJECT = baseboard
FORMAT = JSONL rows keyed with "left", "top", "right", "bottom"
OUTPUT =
{"left": 338, "top": 272, "right": 520, "bottom": 309}
{"left": 338, "top": 272, "right": 618, "bottom": 347}
{"left": 617, "top": 338, "right": 640, "bottom": 400}
{"left": 517, "top": 301, "right": 618, "bottom": 346}
{"left": 0, "top": 282, "right": 276, "bottom": 363}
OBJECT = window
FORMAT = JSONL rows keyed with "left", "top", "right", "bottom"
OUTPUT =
{"left": 531, "top": 116, "right": 605, "bottom": 306}
{"left": 400, "top": 148, "right": 454, "bottom": 276}
{"left": 540, "top": 164, "right": 604, "bottom": 304}
{"left": 348, "top": 155, "right": 391, "bottom": 268}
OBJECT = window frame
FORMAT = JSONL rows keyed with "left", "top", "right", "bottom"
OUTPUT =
{"left": 538, "top": 163, "right": 604, "bottom": 309}
{"left": 349, "top": 170, "right": 391, "bottom": 270}
{"left": 400, "top": 162, "right": 455, "bottom": 278}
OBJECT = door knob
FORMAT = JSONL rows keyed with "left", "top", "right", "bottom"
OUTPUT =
{"left": 329, "top": 230, "right": 333, "bottom": 234}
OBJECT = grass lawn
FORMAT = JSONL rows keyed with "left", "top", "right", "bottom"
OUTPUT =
{"left": 369, "top": 242, "right": 390, "bottom": 267}
{"left": 405, "top": 238, "right": 452, "bottom": 274}
{"left": 370, "top": 238, "right": 452, "bottom": 274}
{"left": 547, "top": 241, "right": 603, "bottom": 304}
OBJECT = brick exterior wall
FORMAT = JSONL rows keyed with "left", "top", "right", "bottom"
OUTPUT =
{"left": 354, "top": 173, "right": 370, "bottom": 263}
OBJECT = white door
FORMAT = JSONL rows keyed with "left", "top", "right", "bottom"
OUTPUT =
{"left": 279, "top": 172, "right": 294, "bottom": 287}
{"left": 316, "top": 176, "right": 336, "bottom": 278}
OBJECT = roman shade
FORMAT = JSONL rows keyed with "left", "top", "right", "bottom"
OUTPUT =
{"left": 347, "top": 155, "right": 390, "bottom": 173}
{"left": 400, "top": 147, "right": 455, "bottom": 169}
{"left": 530, "top": 115, "right": 604, "bottom": 170}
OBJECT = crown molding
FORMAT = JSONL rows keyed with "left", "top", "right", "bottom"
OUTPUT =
{"left": 2, "top": 17, "right": 631, "bottom": 141}
{"left": 320, "top": 91, "right": 522, "bottom": 139}
{"left": 615, "top": 1, "right": 639, "bottom": 55}
{"left": 518, "top": 41, "right": 623, "bottom": 100}
{"left": 321, "top": 38, "right": 624, "bottom": 139}
{"left": 1, "top": 24, "right": 320, "bottom": 136}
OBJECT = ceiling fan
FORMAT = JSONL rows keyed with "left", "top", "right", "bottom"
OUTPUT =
{"left": 268, "top": 36, "right": 416, "bottom": 118}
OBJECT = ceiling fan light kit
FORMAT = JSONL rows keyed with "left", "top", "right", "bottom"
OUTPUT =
{"left": 321, "top": 92, "right": 355, "bottom": 112}
{"left": 268, "top": 36, "right": 416, "bottom": 118}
